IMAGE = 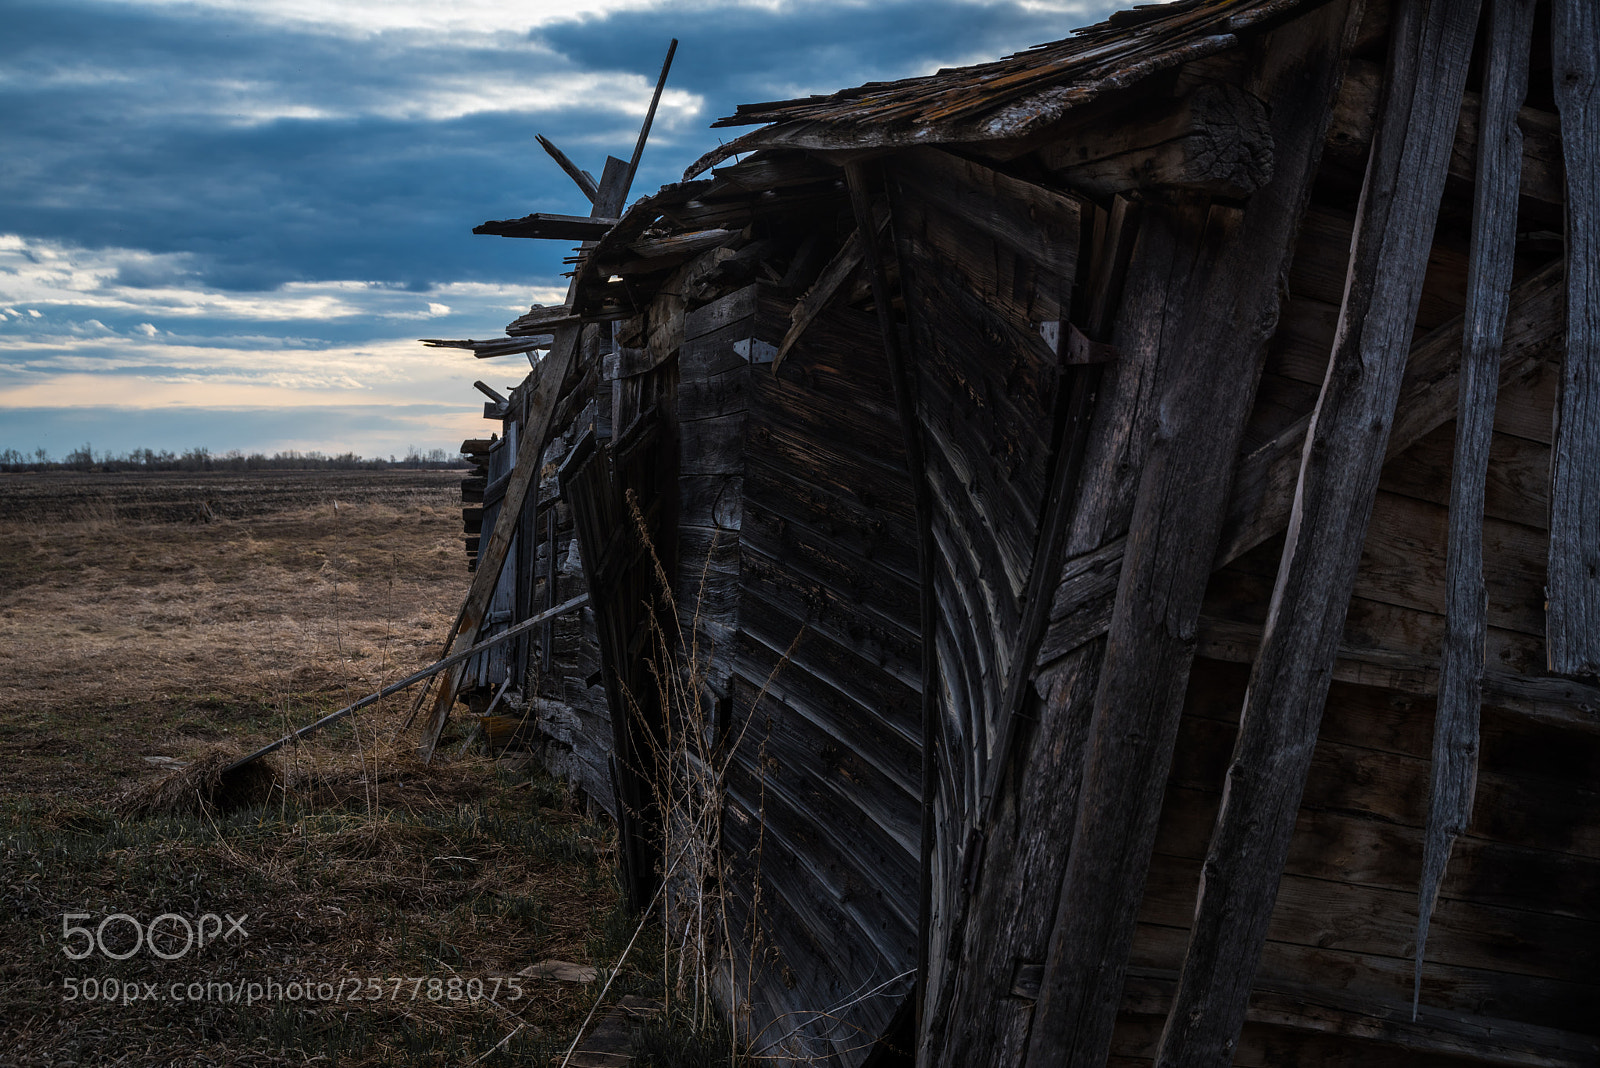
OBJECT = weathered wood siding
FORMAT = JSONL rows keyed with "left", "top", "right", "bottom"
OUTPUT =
{"left": 885, "top": 150, "right": 1080, "bottom": 1041}
{"left": 677, "top": 282, "right": 922, "bottom": 1062}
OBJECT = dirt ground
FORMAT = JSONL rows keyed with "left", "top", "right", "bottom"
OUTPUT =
{"left": 0, "top": 470, "right": 676, "bottom": 1066}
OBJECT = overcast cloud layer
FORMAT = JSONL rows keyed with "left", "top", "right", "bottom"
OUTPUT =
{"left": 1, "top": 0, "right": 1118, "bottom": 459}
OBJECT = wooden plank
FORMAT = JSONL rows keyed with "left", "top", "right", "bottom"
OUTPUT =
{"left": 1546, "top": 0, "right": 1600, "bottom": 676}
{"left": 1418, "top": 0, "right": 1536, "bottom": 1016}
{"left": 472, "top": 211, "right": 620, "bottom": 241}
{"left": 1027, "top": 9, "right": 1362, "bottom": 1064}
{"left": 1154, "top": 4, "right": 1484, "bottom": 1064}
{"left": 1378, "top": 423, "right": 1550, "bottom": 529}
{"left": 1133, "top": 924, "right": 1600, "bottom": 1039}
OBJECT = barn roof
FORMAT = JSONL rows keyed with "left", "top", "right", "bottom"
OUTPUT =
{"left": 685, "top": 0, "right": 1322, "bottom": 177}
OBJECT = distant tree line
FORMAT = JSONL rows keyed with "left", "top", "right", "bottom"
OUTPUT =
{"left": 0, "top": 444, "right": 469, "bottom": 473}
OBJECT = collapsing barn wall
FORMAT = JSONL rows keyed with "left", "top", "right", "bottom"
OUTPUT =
{"left": 432, "top": 0, "right": 1600, "bottom": 1064}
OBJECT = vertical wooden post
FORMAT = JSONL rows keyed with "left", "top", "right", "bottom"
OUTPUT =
{"left": 1415, "top": 0, "right": 1535, "bottom": 1017}
{"left": 1152, "top": 2, "right": 1481, "bottom": 1064}
{"left": 1547, "top": 0, "right": 1600, "bottom": 676}
{"left": 1025, "top": 8, "right": 1361, "bottom": 1065}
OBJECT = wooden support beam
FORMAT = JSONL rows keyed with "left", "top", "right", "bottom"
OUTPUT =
{"left": 1546, "top": 0, "right": 1600, "bottom": 676}
{"left": 1037, "top": 82, "right": 1275, "bottom": 199}
{"left": 1153, "top": 3, "right": 1482, "bottom": 1064}
{"left": 536, "top": 133, "right": 599, "bottom": 203}
{"left": 473, "top": 212, "right": 620, "bottom": 241}
{"left": 1193, "top": 614, "right": 1600, "bottom": 734}
{"left": 420, "top": 161, "right": 634, "bottom": 762}
{"left": 1416, "top": 0, "right": 1535, "bottom": 1019}
{"left": 1022, "top": 7, "right": 1361, "bottom": 1065}
{"left": 771, "top": 228, "right": 864, "bottom": 374}
{"left": 225, "top": 594, "right": 590, "bottom": 774}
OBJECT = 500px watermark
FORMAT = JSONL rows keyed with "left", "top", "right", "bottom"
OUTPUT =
{"left": 60, "top": 912, "right": 248, "bottom": 960}
{"left": 62, "top": 975, "right": 527, "bottom": 1006}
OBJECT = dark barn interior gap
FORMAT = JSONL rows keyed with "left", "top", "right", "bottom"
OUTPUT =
{"left": 423, "top": 1, "right": 1600, "bottom": 1064}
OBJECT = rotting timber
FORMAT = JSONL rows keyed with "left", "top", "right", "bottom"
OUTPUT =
{"left": 424, "top": 1, "right": 1600, "bottom": 1064}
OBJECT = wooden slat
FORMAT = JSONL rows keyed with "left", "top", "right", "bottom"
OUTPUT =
{"left": 1546, "top": 0, "right": 1600, "bottom": 676}
{"left": 1025, "top": 8, "right": 1361, "bottom": 1064}
{"left": 1417, "top": 0, "right": 1536, "bottom": 1018}
{"left": 1154, "top": 3, "right": 1483, "bottom": 1064}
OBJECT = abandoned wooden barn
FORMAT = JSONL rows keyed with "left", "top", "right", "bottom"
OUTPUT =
{"left": 421, "top": 0, "right": 1600, "bottom": 1063}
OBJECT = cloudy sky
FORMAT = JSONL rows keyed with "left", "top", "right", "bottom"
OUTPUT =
{"left": 1, "top": 0, "right": 1120, "bottom": 460}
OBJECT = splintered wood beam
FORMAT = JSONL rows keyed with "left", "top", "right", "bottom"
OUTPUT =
{"left": 1154, "top": 2, "right": 1482, "bottom": 1064}
{"left": 537, "top": 134, "right": 599, "bottom": 203}
{"left": 421, "top": 336, "right": 555, "bottom": 359}
{"left": 627, "top": 39, "right": 678, "bottom": 186}
{"left": 421, "top": 161, "right": 634, "bottom": 762}
{"left": 1020, "top": 6, "right": 1360, "bottom": 1065}
{"left": 771, "top": 228, "right": 864, "bottom": 374}
{"left": 1416, "top": 0, "right": 1535, "bottom": 1021}
{"left": 473, "top": 212, "right": 621, "bottom": 241}
{"left": 473, "top": 380, "right": 508, "bottom": 405}
{"left": 1036, "top": 82, "right": 1275, "bottom": 199}
{"left": 1546, "top": 0, "right": 1600, "bottom": 676}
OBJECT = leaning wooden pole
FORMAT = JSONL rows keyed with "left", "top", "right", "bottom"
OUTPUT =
{"left": 1024, "top": 7, "right": 1360, "bottom": 1064}
{"left": 420, "top": 156, "right": 634, "bottom": 762}
{"left": 1153, "top": 2, "right": 1482, "bottom": 1064}
{"left": 228, "top": 595, "right": 588, "bottom": 774}
{"left": 1414, "top": 0, "right": 1534, "bottom": 1018}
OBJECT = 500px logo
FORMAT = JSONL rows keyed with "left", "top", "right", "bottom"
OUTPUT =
{"left": 60, "top": 912, "right": 249, "bottom": 960}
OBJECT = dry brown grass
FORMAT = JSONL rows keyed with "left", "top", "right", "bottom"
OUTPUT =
{"left": 0, "top": 470, "right": 647, "bottom": 1067}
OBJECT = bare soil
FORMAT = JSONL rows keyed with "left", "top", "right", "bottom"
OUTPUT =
{"left": 0, "top": 470, "right": 655, "bottom": 1067}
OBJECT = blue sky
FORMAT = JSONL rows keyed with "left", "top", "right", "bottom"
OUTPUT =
{"left": 1, "top": 0, "right": 1119, "bottom": 460}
